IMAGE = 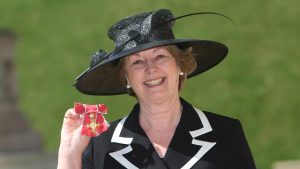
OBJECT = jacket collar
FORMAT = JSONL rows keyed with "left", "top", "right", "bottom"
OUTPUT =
{"left": 109, "top": 98, "right": 216, "bottom": 169}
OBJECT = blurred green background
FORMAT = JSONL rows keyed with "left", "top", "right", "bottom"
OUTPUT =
{"left": 1, "top": 0, "right": 299, "bottom": 168}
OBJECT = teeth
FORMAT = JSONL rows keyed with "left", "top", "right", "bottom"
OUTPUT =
{"left": 144, "top": 78, "right": 163, "bottom": 86}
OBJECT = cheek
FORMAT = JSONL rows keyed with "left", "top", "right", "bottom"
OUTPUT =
{"left": 126, "top": 70, "right": 143, "bottom": 85}
{"left": 164, "top": 63, "right": 180, "bottom": 78}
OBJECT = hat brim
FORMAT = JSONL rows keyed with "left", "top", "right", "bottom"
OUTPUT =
{"left": 75, "top": 39, "right": 228, "bottom": 95}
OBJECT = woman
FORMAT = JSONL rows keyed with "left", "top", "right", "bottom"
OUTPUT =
{"left": 58, "top": 9, "right": 256, "bottom": 169}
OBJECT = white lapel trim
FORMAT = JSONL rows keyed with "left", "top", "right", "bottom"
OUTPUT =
{"left": 109, "top": 116, "right": 138, "bottom": 169}
{"left": 111, "top": 116, "right": 133, "bottom": 144}
{"left": 181, "top": 108, "right": 216, "bottom": 169}
{"left": 109, "top": 145, "right": 138, "bottom": 169}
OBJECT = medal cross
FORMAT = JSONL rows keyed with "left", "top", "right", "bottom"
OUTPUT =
{"left": 85, "top": 113, "right": 101, "bottom": 134}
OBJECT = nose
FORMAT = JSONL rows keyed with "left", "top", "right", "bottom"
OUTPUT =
{"left": 145, "top": 59, "right": 157, "bottom": 74}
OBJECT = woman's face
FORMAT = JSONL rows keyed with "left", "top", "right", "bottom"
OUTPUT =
{"left": 124, "top": 46, "right": 181, "bottom": 102}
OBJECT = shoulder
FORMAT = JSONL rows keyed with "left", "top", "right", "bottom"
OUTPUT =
{"left": 91, "top": 103, "right": 140, "bottom": 145}
{"left": 180, "top": 97, "right": 241, "bottom": 132}
{"left": 201, "top": 110, "right": 242, "bottom": 132}
{"left": 203, "top": 110, "right": 239, "bottom": 125}
{"left": 91, "top": 117, "right": 124, "bottom": 143}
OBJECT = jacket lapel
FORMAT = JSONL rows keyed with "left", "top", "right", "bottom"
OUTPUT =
{"left": 109, "top": 104, "right": 167, "bottom": 169}
{"left": 109, "top": 116, "right": 138, "bottom": 169}
{"left": 181, "top": 108, "right": 216, "bottom": 169}
{"left": 163, "top": 99, "right": 216, "bottom": 169}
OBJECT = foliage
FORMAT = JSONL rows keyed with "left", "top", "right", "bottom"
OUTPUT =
{"left": 1, "top": 0, "right": 299, "bottom": 168}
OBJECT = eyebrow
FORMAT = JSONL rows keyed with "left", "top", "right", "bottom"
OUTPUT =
{"left": 131, "top": 47, "right": 164, "bottom": 57}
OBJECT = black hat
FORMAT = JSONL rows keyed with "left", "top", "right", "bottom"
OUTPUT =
{"left": 75, "top": 9, "right": 229, "bottom": 95}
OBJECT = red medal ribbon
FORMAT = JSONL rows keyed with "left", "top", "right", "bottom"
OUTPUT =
{"left": 74, "top": 102, "right": 109, "bottom": 137}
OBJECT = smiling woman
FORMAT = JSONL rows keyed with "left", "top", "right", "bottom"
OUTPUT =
{"left": 117, "top": 45, "right": 196, "bottom": 97}
{"left": 57, "top": 9, "right": 256, "bottom": 169}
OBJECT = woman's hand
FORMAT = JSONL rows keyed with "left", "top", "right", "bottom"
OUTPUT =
{"left": 57, "top": 108, "right": 91, "bottom": 169}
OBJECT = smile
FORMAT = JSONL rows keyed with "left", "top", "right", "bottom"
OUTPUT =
{"left": 143, "top": 77, "right": 166, "bottom": 87}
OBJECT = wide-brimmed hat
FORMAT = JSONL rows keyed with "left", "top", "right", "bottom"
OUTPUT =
{"left": 75, "top": 9, "right": 229, "bottom": 95}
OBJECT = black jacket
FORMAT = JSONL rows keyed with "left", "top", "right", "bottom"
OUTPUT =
{"left": 82, "top": 98, "right": 256, "bottom": 169}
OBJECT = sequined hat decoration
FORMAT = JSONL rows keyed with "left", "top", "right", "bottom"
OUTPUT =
{"left": 75, "top": 9, "right": 230, "bottom": 95}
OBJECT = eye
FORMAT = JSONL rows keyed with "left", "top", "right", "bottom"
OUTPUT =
{"left": 154, "top": 54, "right": 169, "bottom": 63}
{"left": 132, "top": 59, "right": 144, "bottom": 65}
{"left": 155, "top": 54, "right": 166, "bottom": 60}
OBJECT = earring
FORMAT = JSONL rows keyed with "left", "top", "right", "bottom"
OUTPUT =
{"left": 179, "top": 72, "right": 184, "bottom": 76}
{"left": 126, "top": 84, "right": 131, "bottom": 89}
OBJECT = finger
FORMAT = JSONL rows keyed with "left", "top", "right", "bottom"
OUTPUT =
{"left": 64, "top": 115, "right": 81, "bottom": 120}
{"left": 64, "top": 108, "right": 81, "bottom": 119}
{"left": 63, "top": 109, "right": 83, "bottom": 127}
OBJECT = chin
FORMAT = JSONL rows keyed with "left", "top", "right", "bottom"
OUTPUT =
{"left": 142, "top": 91, "right": 177, "bottom": 102}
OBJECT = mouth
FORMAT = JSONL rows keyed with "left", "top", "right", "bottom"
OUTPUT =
{"left": 143, "top": 77, "right": 166, "bottom": 87}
